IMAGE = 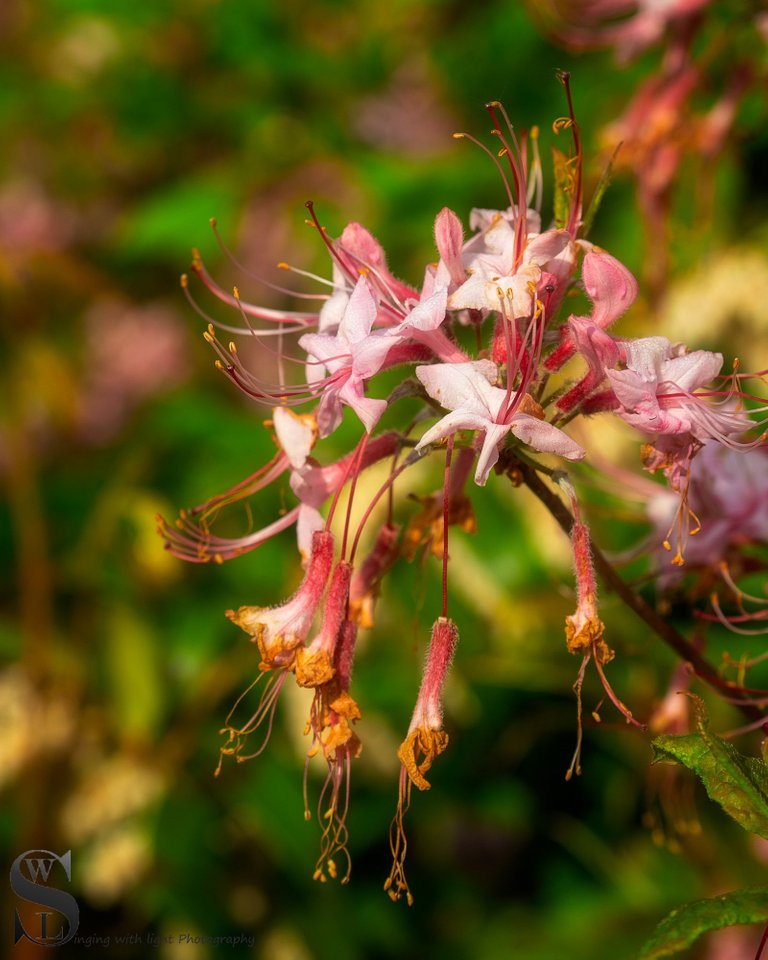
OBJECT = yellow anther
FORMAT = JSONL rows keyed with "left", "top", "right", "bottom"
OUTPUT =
{"left": 531, "top": 125, "right": 539, "bottom": 139}
{"left": 214, "top": 359, "right": 224, "bottom": 370}
{"left": 233, "top": 286, "right": 240, "bottom": 299}
{"left": 180, "top": 273, "right": 188, "bottom": 288}
{"left": 497, "top": 147, "right": 508, "bottom": 157}
{"left": 210, "top": 217, "right": 217, "bottom": 228}
{"left": 277, "top": 262, "right": 289, "bottom": 269}
{"left": 203, "top": 330, "right": 214, "bottom": 343}
{"left": 452, "top": 132, "right": 466, "bottom": 139}
{"left": 228, "top": 341, "right": 237, "bottom": 353}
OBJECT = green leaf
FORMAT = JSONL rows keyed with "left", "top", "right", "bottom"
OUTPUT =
{"left": 581, "top": 143, "right": 620, "bottom": 239}
{"left": 639, "top": 888, "right": 768, "bottom": 959}
{"left": 552, "top": 146, "right": 571, "bottom": 230}
{"left": 651, "top": 698, "right": 768, "bottom": 840}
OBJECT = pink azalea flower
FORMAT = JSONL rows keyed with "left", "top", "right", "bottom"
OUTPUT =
{"left": 449, "top": 227, "right": 575, "bottom": 317}
{"left": 550, "top": 0, "right": 712, "bottom": 62}
{"left": 646, "top": 441, "right": 768, "bottom": 573}
{"left": 227, "top": 529, "right": 336, "bottom": 670}
{"left": 605, "top": 336, "right": 750, "bottom": 443}
{"left": 299, "top": 277, "right": 393, "bottom": 436}
{"left": 299, "top": 276, "right": 464, "bottom": 437}
{"left": 415, "top": 360, "right": 585, "bottom": 485}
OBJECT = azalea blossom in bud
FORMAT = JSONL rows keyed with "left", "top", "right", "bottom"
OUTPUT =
{"left": 547, "top": 246, "right": 639, "bottom": 375}
{"left": 556, "top": 315, "right": 622, "bottom": 413}
{"left": 433, "top": 206, "right": 466, "bottom": 289}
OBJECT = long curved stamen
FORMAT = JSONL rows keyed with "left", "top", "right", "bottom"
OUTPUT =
{"left": 304, "top": 201, "right": 360, "bottom": 289}
{"left": 592, "top": 646, "right": 647, "bottom": 730}
{"left": 719, "top": 562, "right": 768, "bottom": 607}
{"left": 277, "top": 261, "right": 340, "bottom": 289}
{"left": 159, "top": 507, "right": 300, "bottom": 563}
{"left": 384, "top": 766, "right": 413, "bottom": 905}
{"left": 452, "top": 132, "right": 517, "bottom": 214}
{"left": 486, "top": 100, "right": 529, "bottom": 267}
{"left": 566, "top": 652, "right": 590, "bottom": 780}
{"left": 661, "top": 461, "right": 701, "bottom": 567}
{"left": 333, "top": 241, "right": 409, "bottom": 318}
{"left": 191, "top": 251, "right": 318, "bottom": 324}
{"left": 209, "top": 218, "right": 329, "bottom": 301}
{"left": 710, "top": 594, "right": 768, "bottom": 636}
{"left": 219, "top": 670, "right": 289, "bottom": 768}
{"left": 186, "top": 453, "right": 288, "bottom": 525}
{"left": 181, "top": 275, "right": 311, "bottom": 337}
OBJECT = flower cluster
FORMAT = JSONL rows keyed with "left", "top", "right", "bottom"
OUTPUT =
{"left": 533, "top": 0, "right": 767, "bottom": 291}
{"left": 159, "top": 78, "right": 768, "bottom": 900}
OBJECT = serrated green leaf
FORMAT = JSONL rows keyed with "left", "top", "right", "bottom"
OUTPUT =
{"left": 639, "top": 888, "right": 768, "bottom": 959}
{"left": 651, "top": 699, "right": 768, "bottom": 840}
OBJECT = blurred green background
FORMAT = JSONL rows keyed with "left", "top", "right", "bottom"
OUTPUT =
{"left": 2, "top": 2, "right": 768, "bottom": 958}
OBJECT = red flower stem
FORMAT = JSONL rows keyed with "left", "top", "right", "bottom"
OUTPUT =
{"left": 442, "top": 437, "right": 454, "bottom": 619}
{"left": 514, "top": 457, "right": 764, "bottom": 723}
